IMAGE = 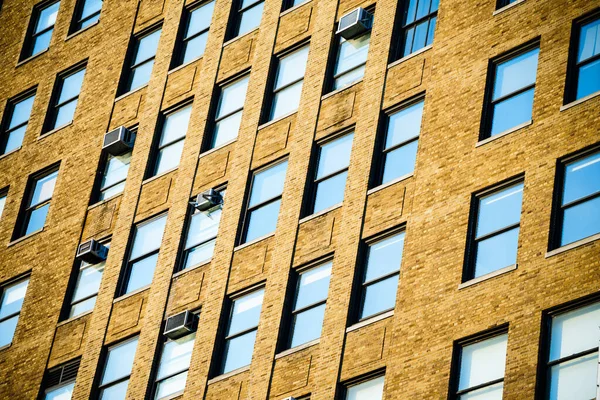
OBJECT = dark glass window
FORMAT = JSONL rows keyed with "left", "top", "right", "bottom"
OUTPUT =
{"left": 45, "top": 65, "right": 86, "bottom": 132}
{"left": 483, "top": 46, "right": 539, "bottom": 138}
{"left": 268, "top": 45, "right": 309, "bottom": 121}
{"left": 229, "top": 0, "right": 264, "bottom": 38}
{"left": 72, "top": 0, "right": 102, "bottom": 32}
{"left": 332, "top": 33, "right": 370, "bottom": 90}
{"left": 0, "top": 189, "right": 6, "bottom": 220}
{"left": 67, "top": 243, "right": 108, "bottom": 319}
{"left": 0, "top": 277, "right": 29, "bottom": 348}
{"left": 207, "top": 75, "right": 249, "bottom": 150}
{"left": 0, "top": 90, "right": 36, "bottom": 155}
{"left": 22, "top": 1, "right": 60, "bottom": 59}
{"left": 241, "top": 160, "right": 287, "bottom": 244}
{"left": 174, "top": 1, "right": 214, "bottom": 67}
{"left": 397, "top": 0, "right": 438, "bottom": 58}
{"left": 41, "top": 358, "right": 80, "bottom": 400}
{"left": 308, "top": 133, "right": 353, "bottom": 215}
{"left": 121, "top": 28, "right": 161, "bottom": 94}
{"left": 96, "top": 337, "right": 138, "bottom": 398}
{"left": 16, "top": 167, "right": 59, "bottom": 238}
{"left": 153, "top": 332, "right": 195, "bottom": 399}
{"left": 344, "top": 375, "right": 385, "bottom": 399}
{"left": 569, "top": 16, "right": 600, "bottom": 101}
{"left": 282, "top": 0, "right": 307, "bottom": 11}
{"left": 496, "top": 0, "right": 519, "bottom": 9}
{"left": 150, "top": 105, "right": 192, "bottom": 177}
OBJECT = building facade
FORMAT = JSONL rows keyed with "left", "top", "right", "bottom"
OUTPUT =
{"left": 0, "top": 0, "right": 599, "bottom": 398}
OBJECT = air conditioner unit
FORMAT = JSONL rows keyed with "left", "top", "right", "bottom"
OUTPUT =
{"left": 164, "top": 310, "right": 198, "bottom": 340}
{"left": 336, "top": 7, "right": 373, "bottom": 40}
{"left": 102, "top": 126, "right": 135, "bottom": 156}
{"left": 193, "top": 189, "right": 223, "bottom": 212}
{"left": 76, "top": 239, "right": 109, "bottom": 264}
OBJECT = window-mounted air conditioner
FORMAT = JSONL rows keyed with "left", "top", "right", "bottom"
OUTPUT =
{"left": 193, "top": 188, "right": 223, "bottom": 212}
{"left": 336, "top": 7, "right": 373, "bottom": 40}
{"left": 102, "top": 126, "right": 135, "bottom": 156}
{"left": 76, "top": 239, "right": 109, "bottom": 264}
{"left": 164, "top": 310, "right": 198, "bottom": 340}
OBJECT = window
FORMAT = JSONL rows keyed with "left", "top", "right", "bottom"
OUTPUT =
{"left": 218, "top": 288, "right": 264, "bottom": 374}
{"left": 397, "top": 0, "right": 437, "bottom": 58}
{"left": 180, "top": 191, "right": 224, "bottom": 270}
{"left": 0, "top": 189, "right": 6, "bottom": 219}
{"left": 267, "top": 45, "right": 309, "bottom": 121}
{"left": 45, "top": 65, "right": 86, "bottom": 132}
{"left": 153, "top": 332, "right": 195, "bottom": 399}
{"left": 22, "top": 1, "right": 60, "bottom": 59}
{"left": 241, "top": 160, "right": 287, "bottom": 244}
{"left": 282, "top": 0, "right": 306, "bottom": 11}
{"left": 482, "top": 46, "right": 539, "bottom": 138}
{"left": 496, "top": 0, "right": 519, "bottom": 9}
{"left": 332, "top": 33, "right": 370, "bottom": 90}
{"left": 97, "top": 151, "right": 132, "bottom": 201}
{"left": 465, "top": 180, "right": 523, "bottom": 280}
{"left": 452, "top": 332, "right": 508, "bottom": 399}
{"left": 545, "top": 301, "right": 600, "bottom": 400}
{"left": 66, "top": 242, "right": 108, "bottom": 319}
{"left": 207, "top": 75, "right": 249, "bottom": 150}
{"left": 41, "top": 358, "right": 80, "bottom": 400}
{"left": 150, "top": 104, "right": 192, "bottom": 177}
{"left": 229, "top": 0, "right": 264, "bottom": 38}
{"left": 377, "top": 98, "right": 423, "bottom": 186}
{"left": 344, "top": 375, "right": 385, "bottom": 400}
{"left": 0, "top": 90, "right": 36, "bottom": 155}
{"left": 71, "top": 0, "right": 102, "bottom": 32}
{"left": 0, "top": 277, "right": 29, "bottom": 348}
{"left": 174, "top": 1, "right": 214, "bottom": 67}
{"left": 121, "top": 214, "right": 167, "bottom": 295}
{"left": 121, "top": 27, "right": 161, "bottom": 94}
{"left": 553, "top": 149, "right": 600, "bottom": 248}
{"left": 567, "top": 14, "right": 600, "bottom": 102}
{"left": 286, "top": 261, "right": 332, "bottom": 349}
{"left": 96, "top": 336, "right": 138, "bottom": 399}
{"left": 15, "top": 166, "right": 59, "bottom": 239}
{"left": 358, "top": 231, "right": 404, "bottom": 320}
{"left": 307, "top": 133, "right": 353, "bottom": 215}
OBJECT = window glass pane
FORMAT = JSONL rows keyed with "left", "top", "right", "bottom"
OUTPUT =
{"left": 426, "top": 16, "right": 437, "bottom": 46}
{"left": 54, "top": 101, "right": 78, "bottom": 128}
{"left": 459, "top": 382, "right": 503, "bottom": 400}
{"left": 317, "top": 134, "right": 353, "bottom": 179}
{"left": 295, "top": 263, "right": 332, "bottom": 309}
{"left": 411, "top": 20, "right": 428, "bottom": 52}
{"left": 186, "top": 209, "right": 221, "bottom": 248}
{"left": 238, "top": 2, "right": 263, "bottom": 36}
{"left": 386, "top": 101, "right": 424, "bottom": 148}
{"left": 576, "top": 57, "right": 600, "bottom": 100}
{"left": 45, "top": 382, "right": 74, "bottom": 400}
{"left": 0, "top": 279, "right": 28, "bottom": 319}
{"left": 0, "top": 195, "right": 6, "bottom": 219}
{"left": 346, "top": 376, "right": 385, "bottom": 400}
{"left": 360, "top": 274, "right": 399, "bottom": 319}
{"left": 135, "top": 30, "right": 161, "bottom": 64}
{"left": 32, "top": 30, "right": 53, "bottom": 55}
{"left": 155, "top": 371, "right": 187, "bottom": 400}
{"left": 126, "top": 253, "right": 158, "bottom": 293}
{"left": 102, "top": 338, "right": 138, "bottom": 385}
{"left": 335, "top": 34, "right": 370, "bottom": 76}
{"left": 474, "top": 227, "right": 519, "bottom": 277}
{"left": 100, "top": 182, "right": 126, "bottom": 201}
{"left": 334, "top": 64, "right": 366, "bottom": 90}
{"left": 157, "top": 334, "right": 195, "bottom": 380}
{"left": 249, "top": 162, "right": 287, "bottom": 206}
{"left": 130, "top": 60, "right": 154, "bottom": 91}
{"left": 182, "top": 33, "right": 208, "bottom": 64}
{"left": 72, "top": 262, "right": 104, "bottom": 303}
{"left": 275, "top": 46, "right": 309, "bottom": 89}
{"left": 59, "top": 69, "right": 85, "bottom": 103}
{"left": 271, "top": 80, "right": 303, "bottom": 120}
{"left": 458, "top": 334, "right": 508, "bottom": 391}
{"left": 404, "top": 0, "right": 417, "bottom": 25}
{"left": 577, "top": 19, "right": 600, "bottom": 63}
{"left": 37, "top": 2, "right": 60, "bottom": 32}
{"left": 493, "top": 49, "right": 539, "bottom": 100}
{"left": 290, "top": 303, "right": 326, "bottom": 348}
{"left": 416, "top": 0, "right": 432, "bottom": 20}
{"left": 550, "top": 302, "right": 600, "bottom": 361}
{"left": 26, "top": 203, "right": 50, "bottom": 235}
{"left": 490, "top": 88, "right": 534, "bottom": 136}
{"left": 245, "top": 199, "right": 280, "bottom": 242}
{"left": 213, "top": 111, "right": 242, "bottom": 147}
{"left": 183, "top": 239, "right": 216, "bottom": 268}
{"left": 476, "top": 183, "right": 523, "bottom": 237}
{"left": 31, "top": 171, "right": 58, "bottom": 206}
{"left": 382, "top": 140, "right": 418, "bottom": 183}
{"left": 131, "top": 216, "right": 167, "bottom": 259}
{"left": 223, "top": 330, "right": 256, "bottom": 373}
{"left": 81, "top": 0, "right": 103, "bottom": 19}
{"left": 364, "top": 233, "right": 405, "bottom": 282}
{"left": 160, "top": 106, "right": 192, "bottom": 146}
{"left": 561, "top": 196, "right": 600, "bottom": 246}
{"left": 9, "top": 96, "right": 35, "bottom": 129}
{"left": 4, "top": 126, "right": 27, "bottom": 154}
{"left": 0, "top": 315, "right": 19, "bottom": 347}
{"left": 314, "top": 171, "right": 347, "bottom": 213}
{"left": 69, "top": 297, "right": 96, "bottom": 318}
{"left": 101, "top": 153, "right": 131, "bottom": 190}
{"left": 549, "top": 352, "right": 597, "bottom": 400}
{"left": 228, "top": 290, "right": 264, "bottom": 336}
{"left": 218, "top": 78, "right": 249, "bottom": 118}
{"left": 402, "top": 27, "right": 415, "bottom": 58}
{"left": 99, "top": 380, "right": 128, "bottom": 400}
{"left": 155, "top": 141, "right": 185, "bottom": 175}
{"left": 188, "top": 2, "right": 214, "bottom": 36}
{"left": 563, "top": 152, "right": 600, "bottom": 204}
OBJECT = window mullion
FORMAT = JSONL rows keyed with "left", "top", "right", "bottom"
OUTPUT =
{"left": 491, "top": 83, "right": 535, "bottom": 104}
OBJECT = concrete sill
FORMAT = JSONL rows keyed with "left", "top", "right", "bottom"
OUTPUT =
{"left": 367, "top": 173, "right": 414, "bottom": 195}
{"left": 275, "top": 339, "right": 319, "bottom": 359}
{"left": 476, "top": 120, "right": 532, "bottom": 147}
{"left": 113, "top": 285, "right": 150, "bottom": 303}
{"left": 208, "top": 366, "right": 250, "bottom": 384}
{"left": 299, "top": 203, "right": 342, "bottom": 224}
{"left": 16, "top": 49, "right": 49, "bottom": 67}
{"left": 142, "top": 167, "right": 178, "bottom": 185}
{"left": 115, "top": 85, "right": 147, "bottom": 103}
{"left": 7, "top": 228, "right": 44, "bottom": 247}
{"left": 458, "top": 264, "right": 517, "bottom": 290}
{"left": 258, "top": 111, "right": 297, "bottom": 131}
{"left": 280, "top": 0, "right": 312, "bottom": 16}
{"left": 546, "top": 233, "right": 600, "bottom": 258}
{"left": 322, "top": 79, "right": 362, "bottom": 101}
{"left": 172, "top": 259, "right": 212, "bottom": 278}
{"left": 388, "top": 45, "right": 432, "bottom": 69}
{"left": 200, "top": 139, "right": 237, "bottom": 158}
{"left": 38, "top": 122, "right": 74, "bottom": 140}
{"left": 0, "top": 147, "right": 22, "bottom": 161}
{"left": 65, "top": 20, "right": 100, "bottom": 41}
{"left": 223, "top": 28, "right": 259, "bottom": 48}
{"left": 347, "top": 310, "right": 394, "bottom": 333}
{"left": 234, "top": 233, "right": 275, "bottom": 252}
{"left": 560, "top": 90, "right": 600, "bottom": 112}
{"left": 169, "top": 56, "right": 203, "bottom": 75}
{"left": 493, "top": 0, "right": 526, "bottom": 16}
{"left": 88, "top": 193, "right": 123, "bottom": 210}
{"left": 57, "top": 310, "right": 93, "bottom": 327}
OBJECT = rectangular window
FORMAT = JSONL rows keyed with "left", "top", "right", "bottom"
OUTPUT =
{"left": 96, "top": 336, "right": 138, "bottom": 398}
{"left": 0, "top": 89, "right": 36, "bottom": 155}
{"left": 241, "top": 160, "right": 287, "bottom": 244}
{"left": 267, "top": 45, "right": 309, "bottom": 121}
{"left": 0, "top": 189, "right": 6, "bottom": 219}
{"left": 121, "top": 27, "right": 161, "bottom": 94}
{"left": 344, "top": 375, "right": 385, "bottom": 400}
{"left": 45, "top": 65, "right": 86, "bottom": 132}
{"left": 153, "top": 332, "right": 195, "bottom": 400}
{"left": 41, "top": 358, "right": 80, "bottom": 400}
{"left": 15, "top": 166, "right": 59, "bottom": 239}
{"left": 282, "top": 0, "right": 306, "bottom": 11}
{"left": 67, "top": 242, "right": 108, "bottom": 319}
{"left": 71, "top": 0, "right": 102, "bottom": 32}
{"left": 22, "top": 1, "right": 60, "bottom": 59}
{"left": 496, "top": 0, "right": 519, "bottom": 9}
{"left": 286, "top": 261, "right": 332, "bottom": 349}
{"left": 0, "top": 276, "right": 29, "bottom": 348}
{"left": 97, "top": 151, "right": 132, "bottom": 201}
{"left": 567, "top": 14, "right": 600, "bottom": 102}
{"left": 174, "top": 1, "right": 214, "bottom": 67}
{"left": 229, "top": 0, "right": 264, "bottom": 38}
{"left": 377, "top": 98, "right": 423, "bottom": 186}
{"left": 307, "top": 133, "right": 353, "bottom": 215}
{"left": 219, "top": 288, "right": 264, "bottom": 374}
{"left": 397, "top": 0, "right": 437, "bottom": 58}
{"left": 553, "top": 149, "right": 600, "bottom": 248}
{"left": 332, "top": 33, "right": 370, "bottom": 91}
{"left": 121, "top": 214, "right": 167, "bottom": 295}
{"left": 452, "top": 331, "right": 508, "bottom": 399}
{"left": 483, "top": 45, "right": 539, "bottom": 138}
{"left": 465, "top": 180, "right": 523, "bottom": 280}
{"left": 358, "top": 231, "right": 404, "bottom": 320}
{"left": 207, "top": 75, "right": 249, "bottom": 150}
{"left": 150, "top": 104, "right": 192, "bottom": 177}
{"left": 180, "top": 191, "right": 224, "bottom": 270}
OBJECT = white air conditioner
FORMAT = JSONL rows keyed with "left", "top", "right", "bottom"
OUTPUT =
{"left": 336, "top": 7, "right": 373, "bottom": 40}
{"left": 76, "top": 239, "right": 109, "bottom": 264}
{"left": 193, "top": 189, "right": 223, "bottom": 212}
{"left": 102, "top": 126, "right": 135, "bottom": 156}
{"left": 164, "top": 310, "right": 198, "bottom": 340}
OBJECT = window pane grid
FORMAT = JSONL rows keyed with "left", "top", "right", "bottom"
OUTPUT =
{"left": 291, "top": 299, "right": 326, "bottom": 316}
{"left": 456, "top": 378, "right": 504, "bottom": 396}
{"left": 362, "top": 269, "right": 400, "bottom": 287}
{"left": 2, "top": 93, "right": 35, "bottom": 154}
{"left": 215, "top": 107, "right": 243, "bottom": 123}
{"left": 382, "top": 135, "right": 418, "bottom": 154}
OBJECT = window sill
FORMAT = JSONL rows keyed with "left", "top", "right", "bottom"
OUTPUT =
{"left": 458, "top": 264, "right": 518, "bottom": 290}
{"left": 158, "top": 391, "right": 183, "bottom": 400}
{"left": 65, "top": 20, "right": 100, "bottom": 41}
{"left": 38, "top": 122, "right": 74, "bottom": 140}
{"left": 0, "top": 147, "right": 22, "bottom": 161}
{"left": 546, "top": 233, "right": 600, "bottom": 258}
{"left": 493, "top": 0, "right": 526, "bottom": 16}
{"left": 208, "top": 365, "right": 250, "bottom": 384}
{"left": 223, "top": 28, "right": 259, "bottom": 48}
{"left": 114, "top": 85, "right": 148, "bottom": 102}
{"left": 476, "top": 120, "right": 532, "bottom": 147}
{"left": 388, "top": 45, "right": 433, "bottom": 70}
{"left": 560, "top": 90, "right": 600, "bottom": 112}
{"left": 172, "top": 259, "right": 212, "bottom": 278}
{"left": 322, "top": 79, "right": 363, "bottom": 101}
{"left": 113, "top": 285, "right": 151, "bottom": 303}
{"left": 258, "top": 111, "right": 297, "bottom": 131}
{"left": 275, "top": 339, "right": 320, "bottom": 359}
{"left": 16, "top": 49, "right": 49, "bottom": 67}
{"left": 299, "top": 203, "right": 342, "bottom": 224}
{"left": 0, "top": 343, "right": 12, "bottom": 352}
{"left": 7, "top": 228, "right": 44, "bottom": 247}
{"left": 169, "top": 56, "right": 203, "bottom": 75}
{"left": 199, "top": 139, "right": 237, "bottom": 158}
{"left": 346, "top": 310, "right": 394, "bottom": 333}
{"left": 142, "top": 167, "right": 178, "bottom": 185}
{"left": 280, "top": 0, "right": 312, "bottom": 16}
{"left": 367, "top": 173, "right": 414, "bottom": 195}
{"left": 234, "top": 233, "right": 275, "bottom": 252}
{"left": 88, "top": 193, "right": 123, "bottom": 210}
{"left": 57, "top": 310, "right": 93, "bottom": 327}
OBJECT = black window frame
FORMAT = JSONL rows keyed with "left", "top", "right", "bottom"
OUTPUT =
{"left": 0, "top": 187, "right": 8, "bottom": 219}
{"left": 118, "top": 23, "right": 162, "bottom": 96}
{"left": 226, "top": 0, "right": 264, "bottom": 40}
{"left": 20, "top": 0, "right": 61, "bottom": 61}
{"left": 43, "top": 61, "right": 87, "bottom": 133}
{"left": 39, "top": 357, "right": 81, "bottom": 400}
{"left": 496, "top": 0, "right": 520, "bottom": 9}
{"left": 326, "top": 24, "right": 372, "bottom": 94}
{"left": 0, "top": 273, "right": 30, "bottom": 347}
{"left": 337, "top": 369, "right": 386, "bottom": 400}
{"left": 281, "top": 0, "right": 308, "bottom": 12}
{"left": 0, "top": 87, "right": 37, "bottom": 156}
{"left": 93, "top": 335, "right": 139, "bottom": 400}
{"left": 171, "top": 0, "right": 214, "bottom": 69}
{"left": 70, "top": 0, "right": 102, "bottom": 33}
{"left": 392, "top": 0, "right": 438, "bottom": 61}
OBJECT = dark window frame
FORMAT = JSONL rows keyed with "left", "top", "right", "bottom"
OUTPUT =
{"left": 0, "top": 187, "right": 8, "bottom": 218}
{"left": 327, "top": 27, "right": 372, "bottom": 93}
{"left": 70, "top": 0, "right": 102, "bottom": 33}
{"left": 0, "top": 272, "right": 31, "bottom": 346}
{"left": 337, "top": 368, "right": 386, "bottom": 400}
{"left": 281, "top": 0, "right": 308, "bottom": 12}
{"left": 93, "top": 335, "right": 139, "bottom": 400}
{"left": 20, "top": 0, "right": 61, "bottom": 61}
{"left": 43, "top": 61, "right": 87, "bottom": 133}
{"left": 39, "top": 357, "right": 81, "bottom": 400}
{"left": 496, "top": 0, "right": 519, "bottom": 9}
{"left": 392, "top": 0, "right": 438, "bottom": 61}
{"left": 118, "top": 23, "right": 162, "bottom": 96}
{"left": 226, "top": 0, "right": 264, "bottom": 40}
{"left": 171, "top": 0, "right": 214, "bottom": 69}
{"left": 0, "top": 87, "right": 37, "bottom": 155}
